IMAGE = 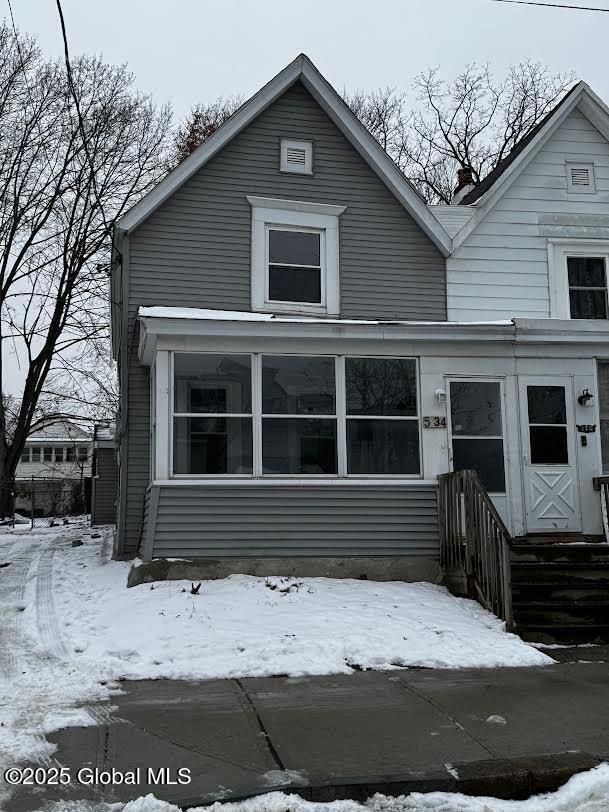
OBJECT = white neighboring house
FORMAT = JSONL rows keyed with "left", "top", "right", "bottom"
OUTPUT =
{"left": 427, "top": 81, "right": 609, "bottom": 533}
{"left": 16, "top": 417, "right": 92, "bottom": 480}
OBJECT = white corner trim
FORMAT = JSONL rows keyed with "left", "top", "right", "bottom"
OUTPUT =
{"left": 246, "top": 195, "right": 346, "bottom": 217}
{"left": 155, "top": 352, "right": 171, "bottom": 479}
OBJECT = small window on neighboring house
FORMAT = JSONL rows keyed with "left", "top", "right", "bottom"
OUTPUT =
{"left": 77, "top": 446, "right": 88, "bottom": 461}
{"left": 566, "top": 162, "right": 595, "bottom": 193}
{"left": 55, "top": 447, "right": 64, "bottom": 463}
{"left": 66, "top": 446, "right": 75, "bottom": 462}
{"left": 43, "top": 447, "right": 52, "bottom": 462}
{"left": 20, "top": 448, "right": 30, "bottom": 463}
{"left": 568, "top": 257, "right": 608, "bottom": 319}
{"left": 280, "top": 139, "right": 313, "bottom": 174}
{"left": 32, "top": 447, "right": 40, "bottom": 462}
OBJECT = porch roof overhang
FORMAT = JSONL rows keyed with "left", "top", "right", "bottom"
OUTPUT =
{"left": 137, "top": 306, "right": 609, "bottom": 366}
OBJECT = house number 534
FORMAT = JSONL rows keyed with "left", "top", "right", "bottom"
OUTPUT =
{"left": 423, "top": 416, "right": 447, "bottom": 428}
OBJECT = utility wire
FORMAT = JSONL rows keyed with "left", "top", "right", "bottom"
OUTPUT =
{"left": 492, "top": 0, "right": 609, "bottom": 11}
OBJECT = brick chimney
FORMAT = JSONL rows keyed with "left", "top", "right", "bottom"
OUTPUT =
{"left": 452, "top": 165, "right": 476, "bottom": 205}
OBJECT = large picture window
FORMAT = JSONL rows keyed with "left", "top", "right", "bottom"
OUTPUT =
{"left": 170, "top": 353, "right": 420, "bottom": 478}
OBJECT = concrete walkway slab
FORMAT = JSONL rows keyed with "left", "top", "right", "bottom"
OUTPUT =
{"left": 242, "top": 672, "right": 490, "bottom": 778}
{"left": 402, "top": 665, "right": 609, "bottom": 761}
{"left": 7, "top": 662, "right": 609, "bottom": 810}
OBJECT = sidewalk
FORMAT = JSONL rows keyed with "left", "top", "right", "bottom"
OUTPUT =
{"left": 9, "top": 661, "right": 609, "bottom": 810}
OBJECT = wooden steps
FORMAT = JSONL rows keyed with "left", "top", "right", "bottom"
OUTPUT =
{"left": 510, "top": 536, "right": 609, "bottom": 644}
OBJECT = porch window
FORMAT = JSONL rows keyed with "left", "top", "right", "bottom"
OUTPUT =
{"left": 262, "top": 355, "right": 337, "bottom": 474}
{"left": 172, "top": 354, "right": 253, "bottom": 475}
{"left": 168, "top": 352, "right": 421, "bottom": 478}
{"left": 55, "top": 447, "right": 64, "bottom": 463}
{"left": 66, "top": 447, "right": 75, "bottom": 462}
{"left": 568, "top": 257, "right": 608, "bottom": 319}
{"left": 449, "top": 381, "right": 505, "bottom": 493}
{"left": 346, "top": 358, "right": 419, "bottom": 474}
{"left": 43, "top": 447, "right": 52, "bottom": 462}
{"left": 32, "top": 447, "right": 40, "bottom": 462}
{"left": 77, "top": 446, "right": 88, "bottom": 461}
{"left": 20, "top": 448, "right": 30, "bottom": 463}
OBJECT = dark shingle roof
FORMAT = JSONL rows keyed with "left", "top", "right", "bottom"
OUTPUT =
{"left": 459, "top": 83, "right": 580, "bottom": 205}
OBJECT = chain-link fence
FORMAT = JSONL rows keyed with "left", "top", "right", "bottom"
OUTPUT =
{"left": 0, "top": 477, "right": 91, "bottom": 529}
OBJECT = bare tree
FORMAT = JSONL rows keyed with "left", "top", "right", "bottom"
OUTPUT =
{"left": 345, "top": 61, "right": 575, "bottom": 203}
{"left": 0, "top": 22, "right": 171, "bottom": 513}
{"left": 170, "top": 95, "right": 243, "bottom": 166}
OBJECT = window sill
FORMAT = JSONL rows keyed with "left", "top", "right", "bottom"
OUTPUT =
{"left": 156, "top": 477, "right": 431, "bottom": 486}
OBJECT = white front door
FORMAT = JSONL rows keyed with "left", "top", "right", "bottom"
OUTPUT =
{"left": 519, "top": 377, "right": 581, "bottom": 533}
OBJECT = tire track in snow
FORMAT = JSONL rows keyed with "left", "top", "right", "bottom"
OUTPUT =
{"left": 36, "top": 548, "right": 68, "bottom": 660}
{"left": 0, "top": 542, "right": 38, "bottom": 677}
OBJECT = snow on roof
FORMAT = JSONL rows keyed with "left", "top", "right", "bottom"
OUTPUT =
{"left": 26, "top": 418, "right": 90, "bottom": 441}
{"left": 138, "top": 305, "right": 513, "bottom": 328}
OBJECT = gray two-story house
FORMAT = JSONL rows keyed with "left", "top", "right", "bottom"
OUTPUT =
{"left": 111, "top": 54, "right": 454, "bottom": 577}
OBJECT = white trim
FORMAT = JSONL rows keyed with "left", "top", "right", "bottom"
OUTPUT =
{"left": 115, "top": 54, "right": 451, "bottom": 255}
{"left": 155, "top": 351, "right": 170, "bottom": 479}
{"left": 452, "top": 82, "right": 609, "bottom": 250}
{"left": 246, "top": 195, "right": 345, "bottom": 217}
{"left": 249, "top": 198, "right": 340, "bottom": 316}
{"left": 280, "top": 139, "right": 313, "bottom": 174}
{"left": 153, "top": 478, "right": 437, "bottom": 487}
{"left": 548, "top": 240, "right": 609, "bottom": 319}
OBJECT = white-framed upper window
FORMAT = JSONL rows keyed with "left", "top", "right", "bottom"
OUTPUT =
{"left": 566, "top": 161, "right": 595, "bottom": 194}
{"left": 247, "top": 196, "right": 345, "bottom": 316}
{"left": 168, "top": 351, "right": 420, "bottom": 479}
{"left": 280, "top": 139, "right": 313, "bottom": 175}
{"left": 549, "top": 241, "right": 609, "bottom": 320}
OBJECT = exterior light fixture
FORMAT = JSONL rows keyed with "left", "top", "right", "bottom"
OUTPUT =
{"left": 578, "top": 389, "right": 595, "bottom": 407}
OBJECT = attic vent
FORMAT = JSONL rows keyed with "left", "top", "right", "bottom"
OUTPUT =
{"left": 286, "top": 146, "right": 307, "bottom": 166}
{"left": 566, "top": 162, "right": 595, "bottom": 193}
{"left": 280, "top": 139, "right": 313, "bottom": 174}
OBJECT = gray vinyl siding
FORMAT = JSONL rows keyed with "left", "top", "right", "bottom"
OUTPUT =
{"left": 120, "top": 80, "right": 446, "bottom": 556}
{"left": 91, "top": 447, "right": 118, "bottom": 525}
{"left": 128, "top": 81, "right": 445, "bottom": 321}
{"left": 149, "top": 485, "right": 439, "bottom": 559}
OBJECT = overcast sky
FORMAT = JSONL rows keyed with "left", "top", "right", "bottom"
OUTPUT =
{"left": 10, "top": 0, "right": 609, "bottom": 119}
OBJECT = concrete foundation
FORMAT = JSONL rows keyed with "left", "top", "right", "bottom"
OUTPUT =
{"left": 127, "top": 556, "right": 442, "bottom": 587}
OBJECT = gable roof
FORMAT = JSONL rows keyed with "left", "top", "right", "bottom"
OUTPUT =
{"left": 451, "top": 81, "right": 609, "bottom": 249}
{"left": 116, "top": 54, "right": 451, "bottom": 255}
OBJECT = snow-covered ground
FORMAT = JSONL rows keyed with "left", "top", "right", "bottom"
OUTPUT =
{"left": 0, "top": 522, "right": 550, "bottom": 802}
{"left": 38, "top": 764, "right": 609, "bottom": 811}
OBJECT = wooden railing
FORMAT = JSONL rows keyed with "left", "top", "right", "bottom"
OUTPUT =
{"left": 438, "top": 469, "right": 513, "bottom": 628}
